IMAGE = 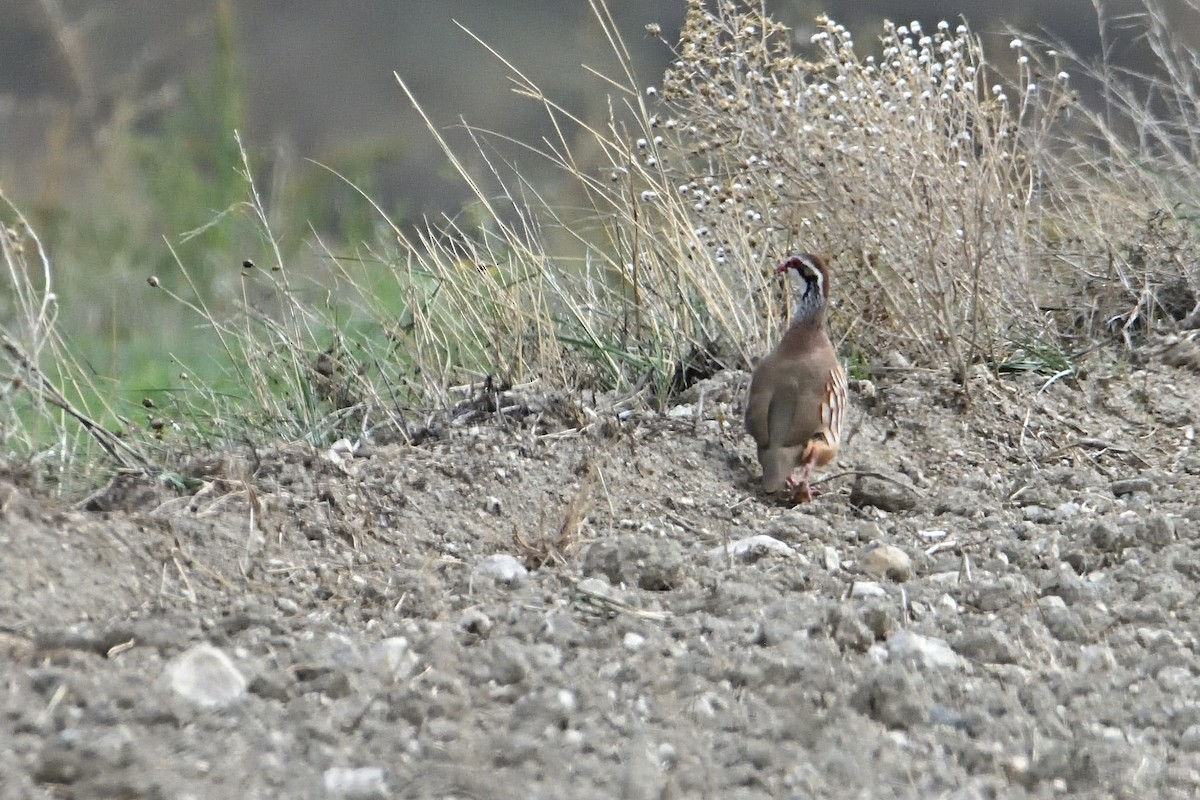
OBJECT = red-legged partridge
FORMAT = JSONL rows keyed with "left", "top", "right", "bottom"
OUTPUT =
{"left": 745, "top": 254, "right": 847, "bottom": 503}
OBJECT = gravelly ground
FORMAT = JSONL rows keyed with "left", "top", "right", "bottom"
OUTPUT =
{"left": 4, "top": 353, "right": 1200, "bottom": 799}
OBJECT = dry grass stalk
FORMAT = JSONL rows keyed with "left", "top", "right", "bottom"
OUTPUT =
{"left": 515, "top": 458, "right": 596, "bottom": 568}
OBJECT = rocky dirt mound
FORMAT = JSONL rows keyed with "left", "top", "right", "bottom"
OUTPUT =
{"left": 3, "top": 355, "right": 1200, "bottom": 799}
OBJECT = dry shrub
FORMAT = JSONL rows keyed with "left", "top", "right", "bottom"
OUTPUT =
{"left": 656, "top": 3, "right": 1079, "bottom": 379}
{"left": 1022, "top": 0, "right": 1200, "bottom": 343}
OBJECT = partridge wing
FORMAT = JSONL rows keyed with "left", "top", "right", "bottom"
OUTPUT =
{"left": 822, "top": 363, "right": 848, "bottom": 445}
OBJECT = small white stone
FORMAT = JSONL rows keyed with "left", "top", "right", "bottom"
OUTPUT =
{"left": 162, "top": 644, "right": 247, "bottom": 709}
{"left": 1138, "top": 627, "right": 1183, "bottom": 650}
{"left": 1077, "top": 644, "right": 1117, "bottom": 673}
{"left": 474, "top": 554, "right": 528, "bottom": 584}
{"left": 1055, "top": 502, "right": 1082, "bottom": 521}
{"left": 850, "top": 580, "right": 887, "bottom": 598}
{"left": 275, "top": 597, "right": 300, "bottom": 615}
{"left": 369, "top": 637, "right": 418, "bottom": 681}
{"left": 623, "top": 632, "right": 646, "bottom": 652}
{"left": 823, "top": 546, "right": 841, "bottom": 572}
{"left": 324, "top": 766, "right": 387, "bottom": 799}
{"left": 556, "top": 689, "right": 578, "bottom": 712}
{"left": 935, "top": 594, "right": 959, "bottom": 613}
{"left": 576, "top": 577, "right": 620, "bottom": 602}
{"left": 712, "top": 535, "right": 795, "bottom": 562}
{"left": 323, "top": 439, "right": 354, "bottom": 463}
{"left": 886, "top": 631, "right": 964, "bottom": 670}
{"left": 689, "top": 692, "right": 719, "bottom": 717}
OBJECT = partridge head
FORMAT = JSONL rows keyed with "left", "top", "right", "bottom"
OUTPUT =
{"left": 744, "top": 254, "right": 847, "bottom": 503}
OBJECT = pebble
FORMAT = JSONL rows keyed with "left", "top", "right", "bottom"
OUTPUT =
{"left": 1089, "top": 520, "right": 1133, "bottom": 553}
{"left": 575, "top": 576, "right": 620, "bottom": 602}
{"left": 323, "top": 439, "right": 358, "bottom": 464}
{"left": 929, "top": 703, "right": 970, "bottom": 731}
{"left": 712, "top": 535, "right": 795, "bottom": 562}
{"left": 935, "top": 594, "right": 959, "bottom": 614}
{"left": 248, "top": 672, "right": 290, "bottom": 701}
{"left": 1038, "top": 595, "right": 1067, "bottom": 611}
{"left": 1022, "top": 505, "right": 1054, "bottom": 524}
{"left": 369, "top": 637, "right": 418, "bottom": 681}
{"left": 474, "top": 553, "right": 529, "bottom": 584}
{"left": 852, "top": 378, "right": 877, "bottom": 398}
{"left": 823, "top": 546, "right": 841, "bottom": 572}
{"left": 850, "top": 667, "right": 930, "bottom": 730}
{"left": 1054, "top": 502, "right": 1082, "bottom": 521}
{"left": 954, "top": 629, "right": 1019, "bottom": 665}
{"left": 324, "top": 766, "right": 387, "bottom": 799}
{"left": 487, "top": 637, "right": 531, "bottom": 686}
{"left": 1140, "top": 514, "right": 1176, "bottom": 547}
{"left": 161, "top": 644, "right": 247, "bottom": 709}
{"left": 275, "top": 597, "right": 300, "bottom": 615}
{"left": 1157, "top": 666, "right": 1191, "bottom": 690}
{"left": 1111, "top": 476, "right": 1153, "bottom": 496}
{"left": 932, "top": 487, "right": 983, "bottom": 517}
{"left": 768, "top": 510, "right": 834, "bottom": 540}
{"left": 1181, "top": 725, "right": 1200, "bottom": 753}
{"left": 850, "top": 580, "right": 887, "bottom": 598}
{"left": 859, "top": 544, "right": 913, "bottom": 581}
{"left": 1076, "top": 644, "right": 1118, "bottom": 673}
{"left": 850, "top": 474, "right": 919, "bottom": 512}
{"left": 886, "top": 631, "right": 964, "bottom": 670}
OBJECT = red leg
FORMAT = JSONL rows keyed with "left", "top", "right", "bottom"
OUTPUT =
{"left": 786, "top": 457, "right": 819, "bottom": 504}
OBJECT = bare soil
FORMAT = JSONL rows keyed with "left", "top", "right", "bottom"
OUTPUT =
{"left": 4, "top": 353, "right": 1200, "bottom": 799}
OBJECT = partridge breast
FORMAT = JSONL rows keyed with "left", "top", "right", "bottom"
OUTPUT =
{"left": 745, "top": 340, "right": 843, "bottom": 493}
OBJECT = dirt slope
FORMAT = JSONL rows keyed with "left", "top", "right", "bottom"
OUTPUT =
{"left": 3, "top": 354, "right": 1200, "bottom": 799}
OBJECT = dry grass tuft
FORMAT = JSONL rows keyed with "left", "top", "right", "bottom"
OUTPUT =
{"left": 0, "top": 193, "right": 149, "bottom": 491}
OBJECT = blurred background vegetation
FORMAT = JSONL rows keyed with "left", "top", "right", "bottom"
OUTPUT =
{"left": 0, "top": 0, "right": 1195, "bottom": 474}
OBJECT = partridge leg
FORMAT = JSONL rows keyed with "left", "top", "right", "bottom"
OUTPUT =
{"left": 786, "top": 458, "right": 820, "bottom": 504}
